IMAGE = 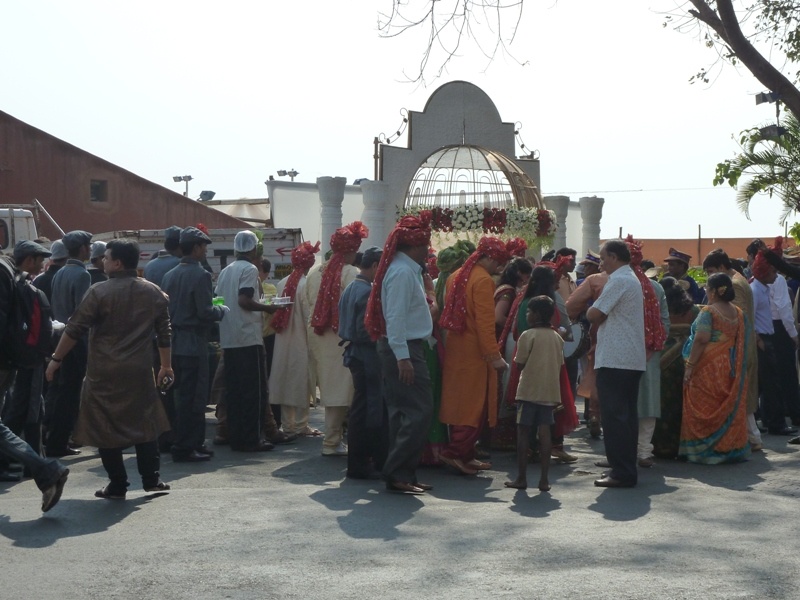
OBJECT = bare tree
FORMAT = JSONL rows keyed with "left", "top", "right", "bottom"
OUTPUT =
{"left": 377, "top": 0, "right": 526, "bottom": 84}
{"left": 380, "top": 1, "right": 800, "bottom": 120}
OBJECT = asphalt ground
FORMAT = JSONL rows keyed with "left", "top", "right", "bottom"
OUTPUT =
{"left": 2, "top": 406, "right": 799, "bottom": 600}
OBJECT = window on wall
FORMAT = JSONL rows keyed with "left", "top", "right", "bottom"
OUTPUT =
{"left": 90, "top": 179, "right": 108, "bottom": 202}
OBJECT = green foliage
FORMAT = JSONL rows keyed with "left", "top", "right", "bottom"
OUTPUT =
{"left": 754, "top": 0, "right": 800, "bottom": 82}
{"left": 789, "top": 221, "right": 800, "bottom": 242}
{"left": 688, "top": 266, "right": 708, "bottom": 285}
{"left": 713, "top": 112, "right": 800, "bottom": 224}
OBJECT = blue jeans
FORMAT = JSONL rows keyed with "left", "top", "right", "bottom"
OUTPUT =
{"left": 0, "top": 369, "right": 65, "bottom": 491}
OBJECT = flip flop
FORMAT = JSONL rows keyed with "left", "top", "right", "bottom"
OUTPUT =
{"left": 299, "top": 427, "right": 323, "bottom": 437}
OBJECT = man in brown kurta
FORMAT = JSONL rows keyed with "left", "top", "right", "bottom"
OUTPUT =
{"left": 47, "top": 239, "right": 173, "bottom": 500}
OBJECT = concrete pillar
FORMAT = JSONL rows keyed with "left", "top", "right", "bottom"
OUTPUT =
{"left": 544, "top": 195, "right": 570, "bottom": 252}
{"left": 359, "top": 180, "right": 391, "bottom": 249}
{"left": 317, "top": 176, "right": 347, "bottom": 252}
{"left": 579, "top": 196, "right": 604, "bottom": 257}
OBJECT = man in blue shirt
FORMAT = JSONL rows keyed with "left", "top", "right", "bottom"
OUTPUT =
{"left": 751, "top": 254, "right": 797, "bottom": 436}
{"left": 144, "top": 226, "right": 182, "bottom": 288}
{"left": 161, "top": 227, "right": 228, "bottom": 462}
{"left": 45, "top": 229, "right": 92, "bottom": 458}
{"left": 338, "top": 246, "right": 387, "bottom": 480}
{"left": 365, "top": 216, "right": 434, "bottom": 495}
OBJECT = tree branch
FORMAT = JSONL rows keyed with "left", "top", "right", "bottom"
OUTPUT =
{"left": 714, "top": 0, "right": 800, "bottom": 119}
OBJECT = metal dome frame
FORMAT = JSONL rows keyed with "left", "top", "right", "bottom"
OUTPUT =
{"left": 404, "top": 144, "right": 543, "bottom": 210}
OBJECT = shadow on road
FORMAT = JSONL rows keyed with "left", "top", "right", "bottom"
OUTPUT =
{"left": 0, "top": 493, "right": 169, "bottom": 548}
{"left": 309, "top": 486, "right": 422, "bottom": 540}
{"left": 508, "top": 489, "right": 562, "bottom": 518}
{"left": 588, "top": 475, "right": 678, "bottom": 521}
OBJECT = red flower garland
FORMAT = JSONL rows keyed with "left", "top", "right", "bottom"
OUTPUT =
{"left": 310, "top": 221, "right": 369, "bottom": 335}
{"left": 625, "top": 235, "right": 666, "bottom": 352}
{"left": 271, "top": 241, "right": 321, "bottom": 333}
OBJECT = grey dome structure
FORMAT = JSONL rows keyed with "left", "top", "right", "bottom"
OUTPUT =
{"left": 404, "top": 144, "right": 544, "bottom": 210}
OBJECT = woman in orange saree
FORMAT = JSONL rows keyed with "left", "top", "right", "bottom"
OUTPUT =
{"left": 680, "top": 273, "right": 750, "bottom": 464}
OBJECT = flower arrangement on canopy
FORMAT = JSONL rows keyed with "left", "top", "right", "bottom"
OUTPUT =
{"left": 398, "top": 204, "right": 556, "bottom": 251}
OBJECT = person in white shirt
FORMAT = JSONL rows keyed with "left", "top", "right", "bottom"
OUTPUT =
{"left": 587, "top": 239, "right": 646, "bottom": 488}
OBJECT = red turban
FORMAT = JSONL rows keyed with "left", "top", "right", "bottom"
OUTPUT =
{"left": 330, "top": 221, "right": 369, "bottom": 253}
{"left": 625, "top": 235, "right": 666, "bottom": 352}
{"left": 439, "top": 236, "right": 510, "bottom": 333}
{"left": 365, "top": 215, "right": 432, "bottom": 340}
{"left": 506, "top": 237, "right": 528, "bottom": 258}
{"left": 271, "top": 241, "right": 321, "bottom": 333}
{"left": 311, "top": 221, "right": 369, "bottom": 335}
{"left": 752, "top": 236, "right": 782, "bottom": 280}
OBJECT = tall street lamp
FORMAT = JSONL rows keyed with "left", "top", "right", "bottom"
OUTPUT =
{"left": 172, "top": 175, "right": 193, "bottom": 197}
{"left": 276, "top": 169, "right": 298, "bottom": 182}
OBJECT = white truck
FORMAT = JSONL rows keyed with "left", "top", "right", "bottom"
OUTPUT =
{"left": 93, "top": 227, "right": 304, "bottom": 282}
{"left": 0, "top": 200, "right": 65, "bottom": 251}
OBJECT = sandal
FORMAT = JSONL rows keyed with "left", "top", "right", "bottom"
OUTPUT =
{"left": 386, "top": 481, "right": 425, "bottom": 495}
{"left": 94, "top": 486, "right": 126, "bottom": 500}
{"left": 143, "top": 481, "right": 171, "bottom": 493}
{"left": 298, "top": 427, "right": 323, "bottom": 437}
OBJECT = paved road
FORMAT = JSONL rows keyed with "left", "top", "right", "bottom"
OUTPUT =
{"left": 2, "top": 408, "right": 798, "bottom": 600}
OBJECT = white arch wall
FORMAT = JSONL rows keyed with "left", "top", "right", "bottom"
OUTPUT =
{"left": 379, "top": 81, "right": 541, "bottom": 243}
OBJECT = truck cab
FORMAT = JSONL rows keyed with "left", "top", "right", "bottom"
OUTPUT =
{"left": 0, "top": 208, "right": 38, "bottom": 251}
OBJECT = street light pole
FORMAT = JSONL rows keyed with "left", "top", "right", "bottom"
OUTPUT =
{"left": 276, "top": 169, "right": 299, "bottom": 182}
{"left": 172, "top": 175, "right": 193, "bottom": 197}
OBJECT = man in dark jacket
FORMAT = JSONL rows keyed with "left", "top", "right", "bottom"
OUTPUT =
{"left": 2, "top": 241, "right": 55, "bottom": 461}
{"left": 32, "top": 239, "right": 68, "bottom": 304}
{"left": 337, "top": 246, "right": 387, "bottom": 479}
{"left": 45, "top": 230, "right": 92, "bottom": 457}
{"left": 161, "top": 227, "right": 228, "bottom": 462}
{"left": 0, "top": 243, "right": 69, "bottom": 511}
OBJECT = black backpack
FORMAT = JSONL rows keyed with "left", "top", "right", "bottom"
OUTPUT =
{"left": 0, "top": 256, "right": 54, "bottom": 369}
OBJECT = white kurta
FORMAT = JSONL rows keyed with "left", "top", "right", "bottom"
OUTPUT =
{"left": 269, "top": 275, "right": 314, "bottom": 408}
{"left": 302, "top": 262, "right": 357, "bottom": 408}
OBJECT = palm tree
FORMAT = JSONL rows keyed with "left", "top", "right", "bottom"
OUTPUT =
{"left": 714, "top": 111, "right": 800, "bottom": 224}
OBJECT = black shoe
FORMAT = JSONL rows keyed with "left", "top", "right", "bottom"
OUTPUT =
{"left": 46, "top": 447, "right": 81, "bottom": 458}
{"left": 196, "top": 445, "right": 215, "bottom": 457}
{"left": 172, "top": 450, "right": 212, "bottom": 462}
{"left": 768, "top": 426, "right": 799, "bottom": 436}
{"left": 94, "top": 485, "right": 126, "bottom": 500}
{"left": 231, "top": 441, "right": 275, "bottom": 452}
{"left": 42, "top": 469, "right": 69, "bottom": 512}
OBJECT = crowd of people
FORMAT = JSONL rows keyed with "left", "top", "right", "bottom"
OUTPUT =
{"left": 1, "top": 215, "right": 798, "bottom": 510}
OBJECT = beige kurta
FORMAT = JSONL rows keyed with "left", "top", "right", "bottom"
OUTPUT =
{"left": 731, "top": 270, "right": 759, "bottom": 413}
{"left": 269, "top": 275, "right": 314, "bottom": 408}
{"left": 68, "top": 271, "right": 171, "bottom": 448}
{"left": 302, "top": 262, "right": 357, "bottom": 408}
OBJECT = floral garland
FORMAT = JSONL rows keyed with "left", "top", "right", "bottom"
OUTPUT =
{"left": 399, "top": 204, "right": 556, "bottom": 251}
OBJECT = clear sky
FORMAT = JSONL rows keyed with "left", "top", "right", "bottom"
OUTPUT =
{"left": 2, "top": 0, "right": 793, "bottom": 240}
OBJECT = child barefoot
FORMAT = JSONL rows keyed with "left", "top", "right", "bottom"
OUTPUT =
{"left": 504, "top": 296, "right": 564, "bottom": 492}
